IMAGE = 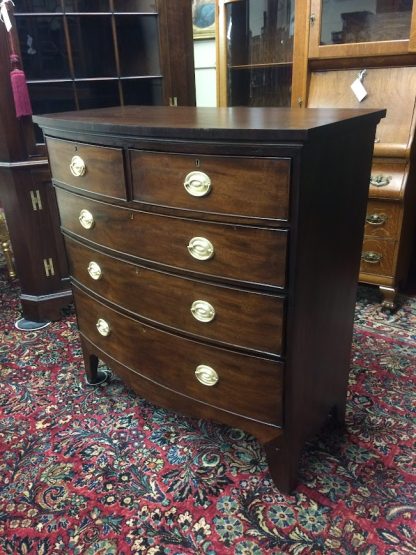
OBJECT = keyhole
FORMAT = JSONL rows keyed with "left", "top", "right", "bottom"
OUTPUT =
{"left": 195, "top": 159, "right": 200, "bottom": 168}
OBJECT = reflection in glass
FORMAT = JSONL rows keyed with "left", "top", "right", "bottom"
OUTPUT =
{"left": 226, "top": 0, "right": 295, "bottom": 66}
{"left": 68, "top": 16, "right": 116, "bottom": 78}
{"left": 77, "top": 80, "right": 120, "bottom": 109}
{"left": 116, "top": 15, "right": 161, "bottom": 75}
{"left": 320, "top": 0, "right": 412, "bottom": 45}
{"left": 16, "top": 16, "right": 70, "bottom": 80}
{"left": 15, "top": 1, "right": 63, "bottom": 13}
{"left": 229, "top": 66, "right": 292, "bottom": 107}
{"left": 113, "top": 0, "right": 157, "bottom": 12}
{"left": 122, "top": 78, "right": 163, "bottom": 105}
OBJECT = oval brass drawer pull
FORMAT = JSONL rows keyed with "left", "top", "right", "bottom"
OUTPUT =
{"left": 70, "top": 155, "right": 87, "bottom": 177}
{"left": 184, "top": 171, "right": 211, "bottom": 197}
{"left": 366, "top": 213, "right": 387, "bottom": 226}
{"left": 79, "top": 209, "right": 95, "bottom": 230}
{"left": 96, "top": 318, "right": 110, "bottom": 336}
{"left": 370, "top": 174, "right": 391, "bottom": 187}
{"left": 361, "top": 251, "right": 382, "bottom": 264}
{"left": 195, "top": 364, "right": 219, "bottom": 386}
{"left": 191, "top": 300, "right": 215, "bottom": 323}
{"left": 187, "top": 236, "right": 214, "bottom": 260}
{"left": 87, "top": 261, "right": 102, "bottom": 280}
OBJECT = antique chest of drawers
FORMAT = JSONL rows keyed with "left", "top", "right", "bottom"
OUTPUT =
{"left": 34, "top": 106, "right": 384, "bottom": 493}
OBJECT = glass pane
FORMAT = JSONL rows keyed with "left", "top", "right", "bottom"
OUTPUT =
{"left": 113, "top": 0, "right": 158, "bottom": 12}
{"left": 16, "top": 16, "right": 70, "bottom": 79}
{"left": 122, "top": 78, "right": 163, "bottom": 104}
{"left": 29, "top": 82, "right": 76, "bottom": 142}
{"left": 228, "top": 66, "right": 292, "bottom": 106}
{"left": 15, "top": 1, "right": 63, "bottom": 13}
{"left": 226, "top": 0, "right": 295, "bottom": 66}
{"left": 116, "top": 15, "right": 160, "bottom": 76}
{"left": 29, "top": 82, "right": 76, "bottom": 113}
{"left": 77, "top": 80, "right": 120, "bottom": 109}
{"left": 320, "top": 0, "right": 412, "bottom": 45}
{"left": 64, "top": 0, "right": 110, "bottom": 12}
{"left": 68, "top": 16, "right": 116, "bottom": 77}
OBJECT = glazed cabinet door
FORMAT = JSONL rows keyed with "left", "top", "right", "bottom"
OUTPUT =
{"left": 217, "top": 0, "right": 296, "bottom": 107}
{"left": 308, "top": 0, "right": 416, "bottom": 59}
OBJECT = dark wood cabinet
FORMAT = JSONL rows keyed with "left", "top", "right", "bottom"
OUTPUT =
{"left": 34, "top": 105, "right": 384, "bottom": 491}
{"left": 0, "top": 0, "right": 195, "bottom": 323}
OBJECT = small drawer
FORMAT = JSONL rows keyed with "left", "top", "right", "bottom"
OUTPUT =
{"left": 56, "top": 188, "right": 287, "bottom": 288}
{"left": 364, "top": 200, "right": 402, "bottom": 239}
{"left": 360, "top": 238, "right": 398, "bottom": 277}
{"left": 368, "top": 161, "right": 407, "bottom": 201}
{"left": 74, "top": 286, "right": 283, "bottom": 426}
{"left": 66, "top": 238, "right": 285, "bottom": 355}
{"left": 130, "top": 150, "right": 290, "bottom": 221}
{"left": 46, "top": 137, "right": 126, "bottom": 200}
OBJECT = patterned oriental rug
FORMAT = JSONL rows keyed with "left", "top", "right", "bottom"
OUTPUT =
{"left": 0, "top": 270, "right": 415, "bottom": 555}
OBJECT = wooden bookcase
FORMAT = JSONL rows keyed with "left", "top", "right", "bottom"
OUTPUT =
{"left": 0, "top": 0, "right": 195, "bottom": 323}
{"left": 217, "top": 0, "right": 416, "bottom": 308}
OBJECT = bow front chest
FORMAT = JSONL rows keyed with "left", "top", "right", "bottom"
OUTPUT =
{"left": 34, "top": 106, "right": 384, "bottom": 492}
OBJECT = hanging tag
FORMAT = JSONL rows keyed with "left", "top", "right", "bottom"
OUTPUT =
{"left": 0, "top": 2, "right": 12, "bottom": 32}
{"left": 351, "top": 69, "right": 367, "bottom": 102}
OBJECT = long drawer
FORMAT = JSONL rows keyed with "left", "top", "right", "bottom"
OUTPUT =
{"left": 130, "top": 150, "right": 290, "bottom": 221}
{"left": 66, "top": 238, "right": 285, "bottom": 355}
{"left": 360, "top": 237, "right": 398, "bottom": 277}
{"left": 74, "top": 286, "right": 284, "bottom": 426}
{"left": 56, "top": 188, "right": 287, "bottom": 287}
{"left": 364, "top": 199, "right": 402, "bottom": 239}
{"left": 47, "top": 137, "right": 126, "bottom": 200}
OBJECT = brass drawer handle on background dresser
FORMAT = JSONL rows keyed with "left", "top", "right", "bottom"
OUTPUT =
{"left": 191, "top": 300, "right": 216, "bottom": 323}
{"left": 370, "top": 174, "right": 391, "bottom": 187}
{"left": 70, "top": 155, "right": 87, "bottom": 177}
{"left": 366, "top": 213, "right": 387, "bottom": 226}
{"left": 361, "top": 251, "right": 382, "bottom": 264}
{"left": 79, "top": 209, "right": 95, "bottom": 230}
{"left": 187, "top": 236, "right": 214, "bottom": 260}
{"left": 195, "top": 364, "right": 219, "bottom": 386}
{"left": 184, "top": 171, "right": 211, "bottom": 197}
{"left": 96, "top": 318, "right": 110, "bottom": 337}
{"left": 87, "top": 261, "right": 102, "bottom": 280}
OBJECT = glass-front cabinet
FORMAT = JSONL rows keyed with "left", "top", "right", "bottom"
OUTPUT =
{"left": 309, "top": 0, "right": 416, "bottom": 58}
{"left": 14, "top": 0, "right": 168, "bottom": 142}
{"left": 217, "top": 0, "right": 296, "bottom": 106}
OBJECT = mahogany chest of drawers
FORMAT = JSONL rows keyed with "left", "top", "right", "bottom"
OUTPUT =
{"left": 34, "top": 106, "right": 384, "bottom": 493}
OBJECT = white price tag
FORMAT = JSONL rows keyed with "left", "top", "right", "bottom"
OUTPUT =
{"left": 0, "top": 2, "right": 12, "bottom": 32}
{"left": 351, "top": 78, "right": 367, "bottom": 102}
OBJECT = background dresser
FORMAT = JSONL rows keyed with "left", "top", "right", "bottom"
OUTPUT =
{"left": 34, "top": 106, "right": 384, "bottom": 493}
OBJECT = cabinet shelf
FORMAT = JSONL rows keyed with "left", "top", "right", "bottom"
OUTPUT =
{"left": 230, "top": 62, "right": 293, "bottom": 70}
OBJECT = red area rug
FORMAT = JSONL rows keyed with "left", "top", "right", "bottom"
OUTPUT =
{"left": 0, "top": 271, "right": 415, "bottom": 554}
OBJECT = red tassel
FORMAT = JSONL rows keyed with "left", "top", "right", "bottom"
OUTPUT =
{"left": 10, "top": 55, "right": 32, "bottom": 118}
{"left": 10, "top": 68, "right": 32, "bottom": 118}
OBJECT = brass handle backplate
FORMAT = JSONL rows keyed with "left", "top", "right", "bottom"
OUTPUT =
{"left": 70, "top": 155, "right": 86, "bottom": 177}
{"left": 187, "top": 237, "right": 214, "bottom": 261}
{"left": 195, "top": 364, "right": 219, "bottom": 386}
{"left": 184, "top": 171, "right": 212, "bottom": 197}
{"left": 87, "top": 261, "right": 102, "bottom": 280}
{"left": 370, "top": 174, "right": 391, "bottom": 187}
{"left": 191, "top": 300, "right": 215, "bottom": 323}
{"left": 79, "top": 209, "right": 95, "bottom": 230}
{"left": 96, "top": 318, "right": 110, "bottom": 336}
{"left": 366, "top": 213, "right": 387, "bottom": 226}
{"left": 361, "top": 251, "right": 382, "bottom": 264}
